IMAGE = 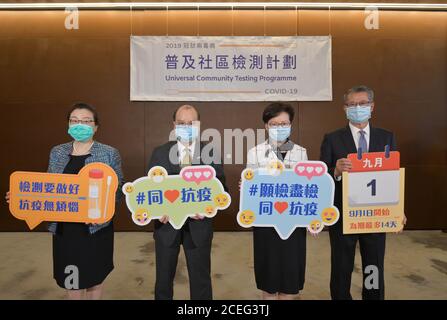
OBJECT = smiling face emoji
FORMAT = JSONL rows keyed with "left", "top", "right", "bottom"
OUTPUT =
{"left": 149, "top": 167, "right": 167, "bottom": 183}
{"left": 123, "top": 183, "right": 134, "bottom": 194}
{"left": 267, "top": 160, "right": 284, "bottom": 176}
{"left": 321, "top": 207, "right": 338, "bottom": 225}
{"left": 239, "top": 210, "right": 255, "bottom": 226}
{"left": 244, "top": 169, "right": 254, "bottom": 180}
{"left": 205, "top": 205, "right": 215, "bottom": 216}
{"left": 309, "top": 220, "right": 322, "bottom": 233}
{"left": 133, "top": 208, "right": 150, "bottom": 226}
{"left": 214, "top": 193, "right": 230, "bottom": 208}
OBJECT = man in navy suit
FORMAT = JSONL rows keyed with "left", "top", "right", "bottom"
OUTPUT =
{"left": 149, "top": 105, "right": 226, "bottom": 300}
{"left": 320, "top": 85, "right": 406, "bottom": 300}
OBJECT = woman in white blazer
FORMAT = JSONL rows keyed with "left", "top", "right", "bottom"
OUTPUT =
{"left": 246, "top": 102, "right": 308, "bottom": 300}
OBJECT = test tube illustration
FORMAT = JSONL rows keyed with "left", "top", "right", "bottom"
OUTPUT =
{"left": 88, "top": 169, "right": 104, "bottom": 219}
{"left": 103, "top": 176, "right": 112, "bottom": 219}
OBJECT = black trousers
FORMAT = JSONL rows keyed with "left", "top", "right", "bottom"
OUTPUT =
{"left": 329, "top": 223, "right": 386, "bottom": 300}
{"left": 154, "top": 225, "right": 212, "bottom": 300}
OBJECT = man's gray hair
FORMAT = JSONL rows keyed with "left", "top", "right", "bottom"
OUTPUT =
{"left": 343, "top": 85, "right": 374, "bottom": 104}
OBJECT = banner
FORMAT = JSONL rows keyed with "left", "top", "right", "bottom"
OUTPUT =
{"left": 237, "top": 160, "right": 339, "bottom": 239}
{"left": 9, "top": 163, "right": 118, "bottom": 229}
{"left": 131, "top": 36, "right": 332, "bottom": 101}
{"left": 123, "top": 165, "right": 230, "bottom": 229}
{"left": 342, "top": 148, "right": 405, "bottom": 234}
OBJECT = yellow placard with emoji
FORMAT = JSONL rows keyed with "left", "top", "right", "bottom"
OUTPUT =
{"left": 9, "top": 162, "right": 119, "bottom": 229}
{"left": 123, "top": 165, "right": 230, "bottom": 229}
{"left": 238, "top": 160, "right": 339, "bottom": 239}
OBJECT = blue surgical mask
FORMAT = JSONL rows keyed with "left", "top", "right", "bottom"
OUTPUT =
{"left": 68, "top": 124, "right": 94, "bottom": 142}
{"left": 346, "top": 105, "right": 372, "bottom": 123}
{"left": 268, "top": 127, "right": 291, "bottom": 142}
{"left": 175, "top": 125, "right": 199, "bottom": 142}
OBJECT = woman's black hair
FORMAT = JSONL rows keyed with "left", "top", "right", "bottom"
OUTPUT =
{"left": 67, "top": 102, "right": 99, "bottom": 126}
{"left": 262, "top": 102, "right": 294, "bottom": 124}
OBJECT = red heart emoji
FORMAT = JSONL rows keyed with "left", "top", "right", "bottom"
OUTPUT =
{"left": 274, "top": 202, "right": 288, "bottom": 214}
{"left": 164, "top": 190, "right": 180, "bottom": 203}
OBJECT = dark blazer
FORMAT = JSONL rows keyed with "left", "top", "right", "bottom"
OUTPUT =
{"left": 320, "top": 124, "right": 397, "bottom": 220}
{"left": 148, "top": 141, "right": 227, "bottom": 247}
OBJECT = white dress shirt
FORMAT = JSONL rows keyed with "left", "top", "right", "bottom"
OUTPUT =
{"left": 349, "top": 122, "right": 370, "bottom": 152}
{"left": 334, "top": 122, "right": 370, "bottom": 181}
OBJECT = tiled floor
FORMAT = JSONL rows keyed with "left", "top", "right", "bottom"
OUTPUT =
{"left": 0, "top": 230, "right": 445, "bottom": 299}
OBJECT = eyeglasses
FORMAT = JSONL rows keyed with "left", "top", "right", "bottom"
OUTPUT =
{"left": 69, "top": 118, "right": 95, "bottom": 125}
{"left": 268, "top": 122, "right": 291, "bottom": 128}
{"left": 175, "top": 121, "right": 199, "bottom": 126}
{"left": 345, "top": 102, "right": 372, "bottom": 108}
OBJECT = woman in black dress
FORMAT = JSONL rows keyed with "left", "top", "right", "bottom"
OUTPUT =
{"left": 246, "top": 103, "right": 309, "bottom": 300}
{"left": 46, "top": 103, "right": 123, "bottom": 299}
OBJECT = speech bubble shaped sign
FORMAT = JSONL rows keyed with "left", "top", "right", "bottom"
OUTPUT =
{"left": 294, "top": 162, "right": 326, "bottom": 180}
{"left": 181, "top": 166, "right": 215, "bottom": 185}
{"left": 123, "top": 165, "right": 230, "bottom": 229}
{"left": 9, "top": 162, "right": 118, "bottom": 229}
{"left": 238, "top": 160, "right": 339, "bottom": 239}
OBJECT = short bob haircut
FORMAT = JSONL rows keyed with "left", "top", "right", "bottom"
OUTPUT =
{"left": 67, "top": 102, "right": 100, "bottom": 126}
{"left": 262, "top": 102, "right": 295, "bottom": 124}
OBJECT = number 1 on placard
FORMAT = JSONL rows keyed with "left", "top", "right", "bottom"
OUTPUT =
{"left": 367, "top": 179, "right": 377, "bottom": 196}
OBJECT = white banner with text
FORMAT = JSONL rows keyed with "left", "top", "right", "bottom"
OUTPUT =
{"left": 131, "top": 36, "right": 332, "bottom": 101}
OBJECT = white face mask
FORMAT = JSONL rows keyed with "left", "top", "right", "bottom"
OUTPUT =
{"left": 152, "top": 176, "right": 164, "bottom": 183}
{"left": 346, "top": 104, "right": 372, "bottom": 123}
{"left": 268, "top": 127, "right": 291, "bottom": 142}
{"left": 175, "top": 125, "right": 199, "bottom": 142}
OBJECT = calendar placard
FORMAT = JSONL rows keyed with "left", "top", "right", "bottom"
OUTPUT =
{"left": 342, "top": 149, "right": 405, "bottom": 234}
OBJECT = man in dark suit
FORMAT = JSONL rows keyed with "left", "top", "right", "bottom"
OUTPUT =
{"left": 148, "top": 104, "right": 226, "bottom": 300}
{"left": 320, "top": 85, "right": 406, "bottom": 300}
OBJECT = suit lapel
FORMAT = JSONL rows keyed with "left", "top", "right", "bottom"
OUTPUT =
{"left": 341, "top": 125, "right": 357, "bottom": 155}
{"left": 193, "top": 140, "right": 202, "bottom": 165}
{"left": 170, "top": 140, "right": 201, "bottom": 173}
{"left": 368, "top": 126, "right": 381, "bottom": 152}
{"left": 168, "top": 141, "right": 181, "bottom": 174}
